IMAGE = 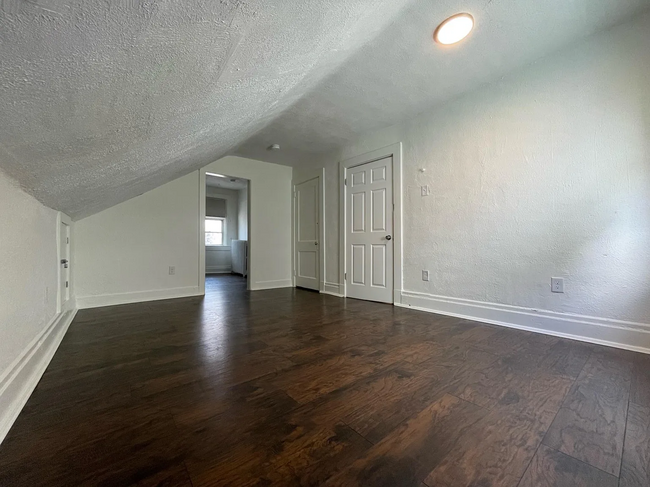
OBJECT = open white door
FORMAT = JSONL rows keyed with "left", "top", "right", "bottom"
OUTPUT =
{"left": 346, "top": 156, "right": 393, "bottom": 303}
{"left": 59, "top": 221, "right": 70, "bottom": 308}
{"left": 294, "top": 177, "right": 320, "bottom": 290}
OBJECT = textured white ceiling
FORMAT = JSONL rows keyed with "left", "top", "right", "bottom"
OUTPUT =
{"left": 206, "top": 174, "right": 247, "bottom": 190}
{"left": 236, "top": 0, "right": 650, "bottom": 165}
{"left": 1, "top": 0, "right": 649, "bottom": 219}
{"left": 0, "top": 0, "right": 412, "bottom": 218}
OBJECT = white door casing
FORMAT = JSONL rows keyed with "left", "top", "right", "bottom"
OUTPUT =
{"left": 294, "top": 177, "right": 320, "bottom": 290}
{"left": 345, "top": 156, "right": 393, "bottom": 303}
{"left": 59, "top": 221, "right": 70, "bottom": 308}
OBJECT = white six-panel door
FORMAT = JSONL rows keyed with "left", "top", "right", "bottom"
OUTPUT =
{"left": 346, "top": 157, "right": 393, "bottom": 303}
{"left": 294, "top": 177, "right": 320, "bottom": 290}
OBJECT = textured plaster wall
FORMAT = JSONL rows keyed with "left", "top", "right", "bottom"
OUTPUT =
{"left": 75, "top": 172, "right": 200, "bottom": 299}
{"left": 0, "top": 170, "right": 59, "bottom": 376}
{"left": 319, "top": 14, "right": 650, "bottom": 323}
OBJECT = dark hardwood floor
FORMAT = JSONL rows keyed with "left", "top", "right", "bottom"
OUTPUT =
{"left": 1, "top": 275, "right": 649, "bottom": 486}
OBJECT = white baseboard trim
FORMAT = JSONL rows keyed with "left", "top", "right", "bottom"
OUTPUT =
{"left": 206, "top": 267, "right": 232, "bottom": 274}
{"left": 251, "top": 279, "right": 293, "bottom": 291}
{"left": 397, "top": 291, "right": 650, "bottom": 354}
{"left": 77, "top": 286, "right": 202, "bottom": 309}
{"left": 322, "top": 281, "right": 344, "bottom": 297}
{"left": 0, "top": 307, "right": 78, "bottom": 445}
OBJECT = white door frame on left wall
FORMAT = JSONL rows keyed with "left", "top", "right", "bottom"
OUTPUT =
{"left": 1, "top": 211, "right": 77, "bottom": 445}
{"left": 292, "top": 167, "right": 326, "bottom": 292}
{"left": 56, "top": 212, "right": 73, "bottom": 314}
{"left": 199, "top": 170, "right": 207, "bottom": 295}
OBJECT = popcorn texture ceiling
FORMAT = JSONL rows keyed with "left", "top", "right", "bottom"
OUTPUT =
{"left": 1, "top": 0, "right": 648, "bottom": 219}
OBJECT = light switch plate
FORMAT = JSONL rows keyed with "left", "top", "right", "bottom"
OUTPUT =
{"left": 421, "top": 185, "right": 430, "bottom": 196}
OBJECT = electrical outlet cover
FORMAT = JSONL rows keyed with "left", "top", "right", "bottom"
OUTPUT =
{"left": 551, "top": 277, "right": 564, "bottom": 293}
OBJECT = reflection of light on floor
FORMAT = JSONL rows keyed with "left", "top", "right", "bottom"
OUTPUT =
{"left": 199, "top": 309, "right": 229, "bottom": 363}
{"left": 199, "top": 275, "right": 248, "bottom": 364}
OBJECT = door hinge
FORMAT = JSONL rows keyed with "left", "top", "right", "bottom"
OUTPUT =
{"left": 66, "top": 281, "right": 69, "bottom": 288}
{"left": 344, "top": 178, "right": 347, "bottom": 185}
{"left": 344, "top": 272, "right": 347, "bottom": 280}
{"left": 66, "top": 237, "right": 69, "bottom": 244}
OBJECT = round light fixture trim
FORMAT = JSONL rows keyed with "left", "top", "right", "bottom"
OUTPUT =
{"left": 434, "top": 13, "right": 474, "bottom": 45}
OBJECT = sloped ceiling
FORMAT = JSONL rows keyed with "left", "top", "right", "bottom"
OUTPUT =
{"left": 236, "top": 0, "right": 650, "bottom": 165}
{"left": 0, "top": 0, "right": 412, "bottom": 219}
{"left": 1, "top": 0, "right": 649, "bottom": 219}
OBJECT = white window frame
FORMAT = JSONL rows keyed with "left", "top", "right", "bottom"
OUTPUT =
{"left": 205, "top": 216, "right": 227, "bottom": 247}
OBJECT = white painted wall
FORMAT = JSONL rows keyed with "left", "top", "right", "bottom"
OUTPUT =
{"left": 0, "top": 171, "right": 60, "bottom": 376}
{"left": 76, "top": 156, "right": 291, "bottom": 305}
{"left": 75, "top": 172, "right": 201, "bottom": 308}
{"left": 203, "top": 156, "right": 292, "bottom": 290}
{"left": 0, "top": 171, "right": 79, "bottom": 443}
{"left": 205, "top": 187, "right": 239, "bottom": 274}
{"left": 238, "top": 185, "right": 249, "bottom": 241}
{"left": 315, "top": 15, "right": 650, "bottom": 345}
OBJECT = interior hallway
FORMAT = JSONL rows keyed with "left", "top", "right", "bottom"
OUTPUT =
{"left": 0, "top": 275, "right": 648, "bottom": 486}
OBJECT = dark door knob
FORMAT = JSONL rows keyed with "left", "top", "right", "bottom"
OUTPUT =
{"left": 385, "top": 235, "right": 392, "bottom": 241}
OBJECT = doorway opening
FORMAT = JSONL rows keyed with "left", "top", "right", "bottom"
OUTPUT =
{"left": 204, "top": 172, "right": 250, "bottom": 294}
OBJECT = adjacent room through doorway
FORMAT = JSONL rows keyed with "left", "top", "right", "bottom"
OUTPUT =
{"left": 205, "top": 172, "right": 250, "bottom": 291}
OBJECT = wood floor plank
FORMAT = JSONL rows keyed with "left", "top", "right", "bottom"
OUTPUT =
{"left": 325, "top": 394, "right": 488, "bottom": 487}
{"left": 519, "top": 444, "right": 617, "bottom": 487}
{"left": 262, "top": 345, "right": 400, "bottom": 404}
{"left": 187, "top": 421, "right": 371, "bottom": 486}
{"left": 0, "top": 407, "right": 185, "bottom": 486}
{"left": 542, "top": 349, "right": 632, "bottom": 476}
{"left": 0, "top": 275, "right": 648, "bottom": 487}
{"left": 345, "top": 348, "right": 498, "bottom": 443}
{"left": 631, "top": 353, "right": 650, "bottom": 408}
{"left": 449, "top": 350, "right": 573, "bottom": 413}
{"left": 425, "top": 369, "right": 572, "bottom": 487}
{"left": 620, "top": 402, "right": 650, "bottom": 487}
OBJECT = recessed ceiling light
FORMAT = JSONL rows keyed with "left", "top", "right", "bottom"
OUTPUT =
{"left": 434, "top": 13, "right": 474, "bottom": 45}
{"left": 206, "top": 172, "right": 226, "bottom": 178}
